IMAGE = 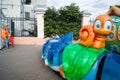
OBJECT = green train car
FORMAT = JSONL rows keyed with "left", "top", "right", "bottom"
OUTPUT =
{"left": 105, "top": 6, "right": 120, "bottom": 53}
{"left": 106, "top": 16, "right": 120, "bottom": 53}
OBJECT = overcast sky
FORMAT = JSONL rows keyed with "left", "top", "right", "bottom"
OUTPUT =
{"left": 47, "top": 0, "right": 120, "bottom": 15}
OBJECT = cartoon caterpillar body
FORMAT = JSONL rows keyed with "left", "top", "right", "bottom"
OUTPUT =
{"left": 80, "top": 14, "right": 112, "bottom": 49}
{"left": 42, "top": 14, "right": 118, "bottom": 80}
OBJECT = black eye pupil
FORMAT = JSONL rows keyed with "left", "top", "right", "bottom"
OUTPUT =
{"left": 107, "top": 26, "right": 110, "bottom": 29}
{"left": 96, "top": 24, "right": 100, "bottom": 28}
{"left": 109, "top": 33, "right": 114, "bottom": 39}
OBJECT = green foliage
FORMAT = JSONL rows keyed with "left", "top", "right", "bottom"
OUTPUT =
{"left": 44, "top": 3, "right": 82, "bottom": 40}
{"left": 59, "top": 3, "right": 81, "bottom": 23}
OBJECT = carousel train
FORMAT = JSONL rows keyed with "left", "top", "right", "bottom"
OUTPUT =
{"left": 42, "top": 13, "right": 120, "bottom": 80}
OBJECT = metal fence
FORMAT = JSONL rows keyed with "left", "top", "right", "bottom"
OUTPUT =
{"left": 0, "top": 10, "right": 7, "bottom": 49}
{"left": 1, "top": 0, "right": 38, "bottom": 37}
{"left": 3, "top": 17, "right": 37, "bottom": 37}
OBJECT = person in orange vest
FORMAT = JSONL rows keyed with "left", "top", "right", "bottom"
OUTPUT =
{"left": 1, "top": 24, "right": 10, "bottom": 48}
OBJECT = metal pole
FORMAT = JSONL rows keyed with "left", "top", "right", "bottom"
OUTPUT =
{"left": 20, "top": 0, "right": 24, "bottom": 36}
{"left": 23, "top": 0, "right": 24, "bottom": 30}
{"left": 0, "top": 0, "right": 2, "bottom": 49}
{"left": 0, "top": 0, "right": 2, "bottom": 28}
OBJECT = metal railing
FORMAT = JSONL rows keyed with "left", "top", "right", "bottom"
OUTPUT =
{"left": 2, "top": 17, "right": 37, "bottom": 37}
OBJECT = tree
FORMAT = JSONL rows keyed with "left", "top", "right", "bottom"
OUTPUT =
{"left": 44, "top": 7, "right": 59, "bottom": 21}
{"left": 44, "top": 3, "right": 82, "bottom": 39}
{"left": 59, "top": 3, "right": 81, "bottom": 23}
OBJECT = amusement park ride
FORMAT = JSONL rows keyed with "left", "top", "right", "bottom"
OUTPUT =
{"left": 42, "top": 6, "right": 120, "bottom": 80}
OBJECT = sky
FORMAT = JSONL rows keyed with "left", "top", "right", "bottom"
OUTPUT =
{"left": 47, "top": 0, "right": 120, "bottom": 15}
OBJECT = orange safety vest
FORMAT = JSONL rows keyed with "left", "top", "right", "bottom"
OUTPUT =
{"left": 1, "top": 29, "right": 10, "bottom": 40}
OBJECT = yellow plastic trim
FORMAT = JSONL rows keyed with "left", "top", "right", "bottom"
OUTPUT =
{"left": 118, "top": 25, "right": 120, "bottom": 40}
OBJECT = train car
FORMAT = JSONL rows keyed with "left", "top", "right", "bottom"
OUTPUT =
{"left": 106, "top": 6, "right": 120, "bottom": 53}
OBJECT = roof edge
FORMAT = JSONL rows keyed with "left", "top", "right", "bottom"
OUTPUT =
{"left": 106, "top": 6, "right": 120, "bottom": 16}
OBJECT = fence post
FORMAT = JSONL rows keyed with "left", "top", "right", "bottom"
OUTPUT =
{"left": 35, "top": 11, "right": 45, "bottom": 38}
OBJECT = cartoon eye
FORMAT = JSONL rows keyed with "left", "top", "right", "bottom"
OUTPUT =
{"left": 94, "top": 20, "right": 101, "bottom": 29}
{"left": 109, "top": 33, "right": 114, "bottom": 39}
{"left": 104, "top": 21, "right": 112, "bottom": 30}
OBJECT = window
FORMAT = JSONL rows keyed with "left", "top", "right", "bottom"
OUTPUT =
{"left": 25, "top": 12, "right": 30, "bottom": 20}
{"left": 25, "top": 0, "right": 31, "bottom": 4}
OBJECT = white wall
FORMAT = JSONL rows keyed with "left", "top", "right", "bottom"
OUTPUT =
{"left": 31, "top": 0, "right": 47, "bottom": 5}
{"left": 24, "top": 5, "right": 34, "bottom": 18}
{"left": 2, "top": 0, "right": 47, "bottom": 17}
{"left": 2, "top": 0, "right": 21, "bottom": 17}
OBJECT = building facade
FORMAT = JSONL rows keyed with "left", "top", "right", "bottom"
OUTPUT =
{"left": 1, "top": 0, "right": 47, "bottom": 36}
{"left": 0, "top": 0, "right": 47, "bottom": 48}
{"left": 81, "top": 11, "right": 93, "bottom": 26}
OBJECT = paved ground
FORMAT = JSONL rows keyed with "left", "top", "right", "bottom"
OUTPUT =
{"left": 0, "top": 45, "right": 64, "bottom": 80}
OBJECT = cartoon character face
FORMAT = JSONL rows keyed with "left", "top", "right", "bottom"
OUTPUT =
{"left": 93, "top": 14, "right": 112, "bottom": 36}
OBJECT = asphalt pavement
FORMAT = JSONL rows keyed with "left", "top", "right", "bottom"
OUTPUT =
{"left": 0, "top": 45, "right": 64, "bottom": 80}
